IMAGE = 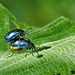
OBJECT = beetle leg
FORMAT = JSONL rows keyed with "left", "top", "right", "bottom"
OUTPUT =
{"left": 7, "top": 53, "right": 14, "bottom": 58}
{"left": 31, "top": 49, "right": 34, "bottom": 56}
{"left": 25, "top": 49, "right": 29, "bottom": 58}
{"left": 36, "top": 44, "right": 41, "bottom": 55}
{"left": 7, "top": 50, "right": 17, "bottom": 58}
{"left": 36, "top": 50, "right": 39, "bottom": 56}
{"left": 18, "top": 36, "right": 20, "bottom": 47}
{"left": 35, "top": 47, "right": 39, "bottom": 57}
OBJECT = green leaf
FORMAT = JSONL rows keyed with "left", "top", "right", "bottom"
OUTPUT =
{"left": 0, "top": 4, "right": 10, "bottom": 58}
{"left": 0, "top": 4, "right": 75, "bottom": 75}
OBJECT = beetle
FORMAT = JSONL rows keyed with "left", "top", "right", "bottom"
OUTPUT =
{"left": 4, "top": 28, "right": 32, "bottom": 42}
{"left": 7, "top": 38, "right": 39, "bottom": 58}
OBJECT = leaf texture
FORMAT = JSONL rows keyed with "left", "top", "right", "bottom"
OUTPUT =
{"left": 0, "top": 4, "right": 75, "bottom": 75}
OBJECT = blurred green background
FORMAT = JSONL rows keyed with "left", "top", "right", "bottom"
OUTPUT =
{"left": 0, "top": 0, "right": 75, "bottom": 27}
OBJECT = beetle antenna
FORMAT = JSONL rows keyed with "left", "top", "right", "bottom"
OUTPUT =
{"left": 25, "top": 28, "right": 32, "bottom": 34}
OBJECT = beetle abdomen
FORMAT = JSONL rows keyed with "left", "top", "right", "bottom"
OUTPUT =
{"left": 10, "top": 46, "right": 19, "bottom": 50}
{"left": 10, "top": 39, "right": 29, "bottom": 48}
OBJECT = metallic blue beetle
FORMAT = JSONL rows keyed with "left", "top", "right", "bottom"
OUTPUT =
{"left": 8, "top": 38, "right": 39, "bottom": 58}
{"left": 4, "top": 28, "right": 31, "bottom": 42}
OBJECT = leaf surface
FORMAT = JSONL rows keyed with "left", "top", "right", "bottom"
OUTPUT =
{"left": 0, "top": 4, "right": 75, "bottom": 75}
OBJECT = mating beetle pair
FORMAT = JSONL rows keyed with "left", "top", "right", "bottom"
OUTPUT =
{"left": 4, "top": 28, "right": 39, "bottom": 58}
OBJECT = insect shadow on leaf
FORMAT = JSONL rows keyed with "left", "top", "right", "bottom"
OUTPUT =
{"left": 36, "top": 46, "right": 52, "bottom": 52}
{"left": 35, "top": 46, "right": 52, "bottom": 58}
{"left": 71, "top": 70, "right": 75, "bottom": 74}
